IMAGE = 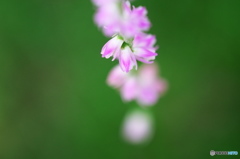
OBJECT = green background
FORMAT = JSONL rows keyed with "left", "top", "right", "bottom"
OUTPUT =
{"left": 0, "top": 0, "right": 239, "bottom": 158}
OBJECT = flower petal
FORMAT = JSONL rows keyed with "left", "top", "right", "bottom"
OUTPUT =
{"left": 136, "top": 85, "right": 159, "bottom": 106}
{"left": 133, "top": 33, "right": 157, "bottom": 50}
{"left": 107, "top": 65, "right": 128, "bottom": 88}
{"left": 138, "top": 64, "right": 159, "bottom": 83}
{"left": 101, "top": 36, "right": 123, "bottom": 59}
{"left": 134, "top": 48, "right": 157, "bottom": 58}
{"left": 121, "top": 77, "right": 137, "bottom": 101}
{"left": 119, "top": 46, "right": 137, "bottom": 72}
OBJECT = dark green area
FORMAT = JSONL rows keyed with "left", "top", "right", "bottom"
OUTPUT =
{"left": 0, "top": 0, "right": 239, "bottom": 158}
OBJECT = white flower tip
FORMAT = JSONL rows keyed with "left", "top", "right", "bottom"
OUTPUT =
{"left": 122, "top": 111, "right": 153, "bottom": 144}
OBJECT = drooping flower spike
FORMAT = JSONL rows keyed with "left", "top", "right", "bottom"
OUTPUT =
{"left": 93, "top": 0, "right": 168, "bottom": 144}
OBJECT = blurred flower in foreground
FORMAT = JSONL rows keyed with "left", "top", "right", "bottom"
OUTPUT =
{"left": 107, "top": 64, "right": 167, "bottom": 106}
{"left": 122, "top": 109, "right": 153, "bottom": 144}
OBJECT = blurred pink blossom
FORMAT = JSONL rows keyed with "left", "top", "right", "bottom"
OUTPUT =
{"left": 93, "top": 1, "right": 150, "bottom": 38}
{"left": 107, "top": 64, "right": 167, "bottom": 106}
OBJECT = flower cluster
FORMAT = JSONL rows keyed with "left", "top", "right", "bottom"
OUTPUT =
{"left": 93, "top": 0, "right": 157, "bottom": 72}
{"left": 92, "top": 0, "right": 168, "bottom": 144}
{"left": 93, "top": 0, "right": 150, "bottom": 38}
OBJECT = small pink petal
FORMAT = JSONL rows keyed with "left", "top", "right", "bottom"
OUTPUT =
{"left": 133, "top": 33, "right": 156, "bottom": 49}
{"left": 101, "top": 36, "right": 123, "bottom": 59}
{"left": 107, "top": 65, "right": 128, "bottom": 88}
{"left": 134, "top": 48, "right": 157, "bottom": 58}
{"left": 136, "top": 64, "right": 168, "bottom": 106}
{"left": 139, "top": 64, "right": 159, "bottom": 83}
{"left": 136, "top": 85, "right": 159, "bottom": 106}
{"left": 135, "top": 56, "right": 154, "bottom": 64}
{"left": 121, "top": 77, "right": 138, "bottom": 101}
{"left": 123, "top": 1, "right": 132, "bottom": 14}
{"left": 119, "top": 46, "right": 137, "bottom": 72}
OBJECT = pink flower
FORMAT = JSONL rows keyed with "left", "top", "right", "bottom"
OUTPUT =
{"left": 101, "top": 35, "right": 123, "bottom": 60}
{"left": 94, "top": 1, "right": 151, "bottom": 38}
{"left": 107, "top": 64, "right": 167, "bottom": 106}
{"left": 101, "top": 34, "right": 157, "bottom": 72}
{"left": 94, "top": 1, "right": 121, "bottom": 33}
{"left": 132, "top": 33, "right": 158, "bottom": 64}
{"left": 107, "top": 64, "right": 128, "bottom": 88}
{"left": 135, "top": 64, "right": 167, "bottom": 106}
{"left": 120, "top": 1, "right": 151, "bottom": 38}
{"left": 122, "top": 110, "right": 153, "bottom": 144}
{"left": 118, "top": 45, "right": 137, "bottom": 72}
{"left": 101, "top": 35, "right": 138, "bottom": 72}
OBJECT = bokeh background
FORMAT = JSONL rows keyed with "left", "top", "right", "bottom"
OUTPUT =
{"left": 0, "top": 0, "right": 240, "bottom": 158}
